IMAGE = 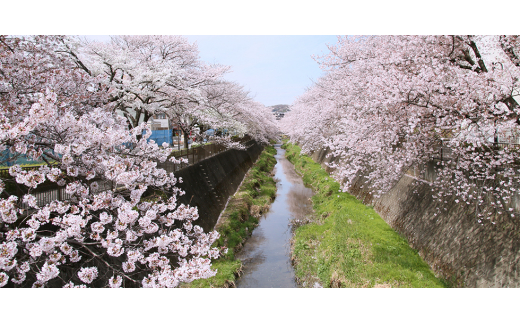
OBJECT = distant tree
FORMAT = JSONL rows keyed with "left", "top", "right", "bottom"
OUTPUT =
{"left": 196, "top": 80, "right": 280, "bottom": 145}
{"left": 66, "top": 35, "right": 279, "bottom": 149}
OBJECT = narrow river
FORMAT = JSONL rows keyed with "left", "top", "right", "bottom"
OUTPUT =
{"left": 236, "top": 144, "right": 314, "bottom": 288}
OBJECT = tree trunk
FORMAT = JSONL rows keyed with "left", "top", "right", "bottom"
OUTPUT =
{"left": 183, "top": 130, "right": 189, "bottom": 149}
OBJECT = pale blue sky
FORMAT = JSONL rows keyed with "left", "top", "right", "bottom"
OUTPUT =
{"left": 185, "top": 35, "right": 339, "bottom": 106}
{"left": 22, "top": 0, "right": 512, "bottom": 108}
{"left": 86, "top": 35, "right": 339, "bottom": 107}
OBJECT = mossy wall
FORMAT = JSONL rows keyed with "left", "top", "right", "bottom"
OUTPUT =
{"left": 173, "top": 142, "right": 264, "bottom": 233}
{"left": 310, "top": 147, "right": 520, "bottom": 287}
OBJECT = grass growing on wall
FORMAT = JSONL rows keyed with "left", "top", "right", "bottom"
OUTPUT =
{"left": 283, "top": 141, "right": 447, "bottom": 288}
{"left": 183, "top": 145, "right": 278, "bottom": 288}
{"left": 0, "top": 162, "right": 56, "bottom": 169}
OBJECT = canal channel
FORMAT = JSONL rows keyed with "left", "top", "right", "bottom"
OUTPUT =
{"left": 236, "top": 143, "right": 314, "bottom": 288}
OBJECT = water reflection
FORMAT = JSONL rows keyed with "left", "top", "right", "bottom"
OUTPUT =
{"left": 236, "top": 144, "right": 314, "bottom": 288}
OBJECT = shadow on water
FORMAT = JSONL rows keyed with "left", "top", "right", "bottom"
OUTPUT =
{"left": 236, "top": 144, "right": 314, "bottom": 288}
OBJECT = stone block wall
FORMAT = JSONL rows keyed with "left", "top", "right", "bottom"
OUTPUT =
{"left": 310, "top": 147, "right": 520, "bottom": 287}
{"left": 174, "top": 142, "right": 264, "bottom": 233}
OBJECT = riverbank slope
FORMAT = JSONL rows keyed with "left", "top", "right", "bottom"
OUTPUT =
{"left": 284, "top": 142, "right": 446, "bottom": 288}
{"left": 182, "top": 145, "right": 277, "bottom": 287}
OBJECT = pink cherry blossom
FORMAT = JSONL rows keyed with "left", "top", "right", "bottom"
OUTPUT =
{"left": 282, "top": 35, "right": 520, "bottom": 220}
{"left": 0, "top": 35, "right": 277, "bottom": 288}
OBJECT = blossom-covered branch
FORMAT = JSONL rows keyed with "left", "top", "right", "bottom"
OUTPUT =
{"left": 281, "top": 35, "right": 520, "bottom": 222}
{"left": 0, "top": 35, "right": 233, "bottom": 288}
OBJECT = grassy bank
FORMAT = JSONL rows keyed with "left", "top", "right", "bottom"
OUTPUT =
{"left": 283, "top": 141, "right": 446, "bottom": 288}
{"left": 183, "top": 145, "right": 278, "bottom": 287}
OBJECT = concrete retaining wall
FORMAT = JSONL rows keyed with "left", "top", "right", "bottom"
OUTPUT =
{"left": 174, "top": 142, "right": 264, "bottom": 233}
{"left": 310, "top": 147, "right": 520, "bottom": 287}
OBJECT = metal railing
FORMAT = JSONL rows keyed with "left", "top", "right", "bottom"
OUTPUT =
{"left": 157, "top": 142, "right": 227, "bottom": 173}
{"left": 405, "top": 139, "right": 520, "bottom": 185}
{"left": 158, "top": 138, "right": 255, "bottom": 173}
{"left": 0, "top": 165, "right": 41, "bottom": 178}
{"left": 432, "top": 139, "right": 520, "bottom": 162}
{"left": 2, "top": 138, "right": 256, "bottom": 208}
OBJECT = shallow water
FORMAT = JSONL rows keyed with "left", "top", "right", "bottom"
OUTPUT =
{"left": 236, "top": 144, "right": 314, "bottom": 288}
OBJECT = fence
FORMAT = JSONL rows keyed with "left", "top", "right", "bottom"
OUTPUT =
{"left": 1, "top": 138, "right": 255, "bottom": 209}
{"left": 157, "top": 140, "right": 255, "bottom": 173}
{"left": 405, "top": 139, "right": 520, "bottom": 184}
{"left": 431, "top": 139, "right": 520, "bottom": 162}
{"left": 0, "top": 164, "right": 62, "bottom": 179}
{"left": 3, "top": 176, "right": 115, "bottom": 210}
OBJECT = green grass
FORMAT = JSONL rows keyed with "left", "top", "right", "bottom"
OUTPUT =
{"left": 185, "top": 256, "right": 243, "bottom": 288}
{"left": 0, "top": 162, "right": 54, "bottom": 170}
{"left": 181, "top": 145, "right": 277, "bottom": 288}
{"left": 283, "top": 141, "right": 447, "bottom": 288}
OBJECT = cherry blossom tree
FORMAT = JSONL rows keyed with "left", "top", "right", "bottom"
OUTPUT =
{"left": 0, "top": 35, "right": 224, "bottom": 288}
{"left": 237, "top": 100, "right": 280, "bottom": 145}
{"left": 63, "top": 35, "right": 279, "bottom": 149}
{"left": 282, "top": 35, "right": 520, "bottom": 222}
{"left": 195, "top": 80, "right": 279, "bottom": 145}
{"left": 67, "top": 35, "right": 228, "bottom": 148}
